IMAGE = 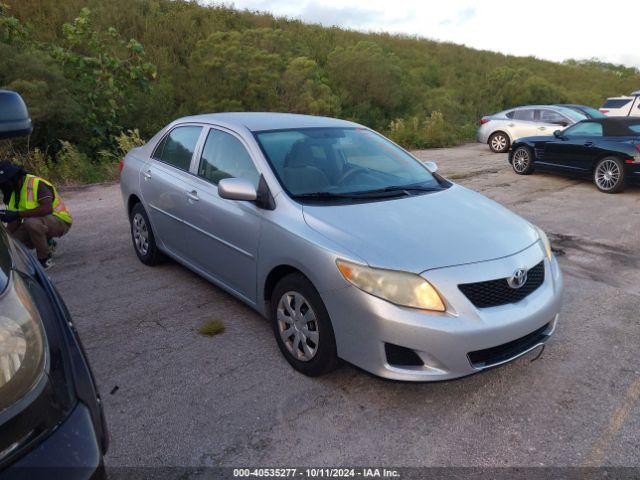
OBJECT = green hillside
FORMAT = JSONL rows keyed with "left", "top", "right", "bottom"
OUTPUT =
{"left": 1, "top": 0, "right": 639, "bottom": 183}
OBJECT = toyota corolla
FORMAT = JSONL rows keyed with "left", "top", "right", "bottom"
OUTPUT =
{"left": 120, "top": 113, "right": 563, "bottom": 381}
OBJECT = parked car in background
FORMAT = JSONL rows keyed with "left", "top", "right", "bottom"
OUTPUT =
{"left": 0, "top": 91, "right": 107, "bottom": 479}
{"left": 555, "top": 104, "right": 607, "bottom": 119}
{"left": 478, "top": 105, "right": 585, "bottom": 153}
{"left": 599, "top": 91, "right": 640, "bottom": 117}
{"left": 121, "top": 112, "right": 563, "bottom": 382}
{"left": 509, "top": 117, "right": 640, "bottom": 193}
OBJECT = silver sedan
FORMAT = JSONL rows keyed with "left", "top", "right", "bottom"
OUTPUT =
{"left": 478, "top": 105, "right": 585, "bottom": 153}
{"left": 120, "top": 113, "right": 563, "bottom": 381}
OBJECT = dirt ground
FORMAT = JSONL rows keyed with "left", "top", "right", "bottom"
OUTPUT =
{"left": 50, "top": 143, "right": 639, "bottom": 468}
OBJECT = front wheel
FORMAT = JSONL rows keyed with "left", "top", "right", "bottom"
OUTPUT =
{"left": 270, "top": 273, "right": 338, "bottom": 377}
{"left": 594, "top": 157, "right": 626, "bottom": 193}
{"left": 489, "top": 132, "right": 510, "bottom": 153}
{"left": 511, "top": 146, "right": 535, "bottom": 175}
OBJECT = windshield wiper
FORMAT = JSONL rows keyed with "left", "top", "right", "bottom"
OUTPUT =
{"left": 349, "top": 185, "right": 443, "bottom": 198}
{"left": 291, "top": 191, "right": 364, "bottom": 200}
{"left": 291, "top": 185, "right": 443, "bottom": 201}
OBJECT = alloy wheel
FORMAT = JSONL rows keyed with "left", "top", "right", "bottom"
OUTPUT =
{"left": 491, "top": 134, "right": 507, "bottom": 152}
{"left": 132, "top": 213, "right": 150, "bottom": 255}
{"left": 595, "top": 159, "right": 621, "bottom": 191}
{"left": 277, "top": 291, "right": 319, "bottom": 362}
{"left": 513, "top": 148, "right": 530, "bottom": 173}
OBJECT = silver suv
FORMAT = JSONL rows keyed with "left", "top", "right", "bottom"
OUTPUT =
{"left": 478, "top": 105, "right": 586, "bottom": 153}
{"left": 120, "top": 113, "right": 563, "bottom": 381}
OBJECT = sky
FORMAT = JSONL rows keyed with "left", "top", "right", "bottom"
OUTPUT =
{"left": 213, "top": 0, "right": 640, "bottom": 69}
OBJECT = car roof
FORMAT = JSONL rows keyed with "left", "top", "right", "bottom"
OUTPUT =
{"left": 176, "top": 112, "right": 361, "bottom": 132}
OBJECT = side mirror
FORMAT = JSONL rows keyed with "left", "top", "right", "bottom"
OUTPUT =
{"left": 553, "top": 130, "right": 565, "bottom": 139}
{"left": 218, "top": 177, "right": 257, "bottom": 202}
{"left": 424, "top": 161, "right": 438, "bottom": 173}
{"left": 0, "top": 90, "right": 33, "bottom": 140}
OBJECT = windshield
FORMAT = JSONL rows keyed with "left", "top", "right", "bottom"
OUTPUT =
{"left": 579, "top": 106, "right": 607, "bottom": 119}
{"left": 555, "top": 107, "right": 586, "bottom": 123}
{"left": 255, "top": 127, "right": 443, "bottom": 198}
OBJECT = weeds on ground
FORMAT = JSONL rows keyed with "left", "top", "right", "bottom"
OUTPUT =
{"left": 198, "top": 319, "right": 225, "bottom": 337}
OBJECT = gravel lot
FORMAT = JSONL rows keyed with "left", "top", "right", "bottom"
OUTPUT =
{"left": 50, "top": 143, "right": 639, "bottom": 468}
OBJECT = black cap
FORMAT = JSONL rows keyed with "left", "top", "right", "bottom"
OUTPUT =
{"left": 0, "top": 160, "right": 23, "bottom": 184}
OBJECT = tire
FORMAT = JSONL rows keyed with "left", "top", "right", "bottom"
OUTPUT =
{"left": 270, "top": 273, "right": 338, "bottom": 376}
{"left": 594, "top": 157, "right": 626, "bottom": 193}
{"left": 511, "top": 146, "right": 535, "bottom": 175}
{"left": 130, "top": 203, "right": 164, "bottom": 265}
{"left": 488, "top": 131, "right": 510, "bottom": 153}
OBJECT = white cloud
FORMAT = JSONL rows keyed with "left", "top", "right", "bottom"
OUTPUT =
{"left": 219, "top": 0, "right": 640, "bottom": 69}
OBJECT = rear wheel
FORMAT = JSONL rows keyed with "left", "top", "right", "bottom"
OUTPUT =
{"left": 270, "top": 273, "right": 338, "bottom": 376}
{"left": 594, "top": 157, "right": 626, "bottom": 193}
{"left": 511, "top": 146, "right": 535, "bottom": 175}
{"left": 130, "top": 203, "right": 164, "bottom": 265}
{"left": 489, "top": 132, "right": 510, "bottom": 153}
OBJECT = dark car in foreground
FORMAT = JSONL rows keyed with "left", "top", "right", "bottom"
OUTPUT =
{"left": 0, "top": 91, "right": 107, "bottom": 479}
{"left": 509, "top": 117, "right": 640, "bottom": 193}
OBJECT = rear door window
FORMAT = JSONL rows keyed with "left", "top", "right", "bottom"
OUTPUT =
{"left": 602, "top": 99, "right": 632, "bottom": 109}
{"left": 513, "top": 109, "right": 535, "bottom": 121}
{"left": 154, "top": 126, "right": 202, "bottom": 171}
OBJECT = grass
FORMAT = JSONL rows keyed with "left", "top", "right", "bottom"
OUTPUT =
{"left": 197, "top": 319, "right": 225, "bottom": 337}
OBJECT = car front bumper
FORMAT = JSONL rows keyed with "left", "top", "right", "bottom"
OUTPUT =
{"left": 3, "top": 403, "right": 105, "bottom": 480}
{"left": 323, "top": 241, "right": 563, "bottom": 381}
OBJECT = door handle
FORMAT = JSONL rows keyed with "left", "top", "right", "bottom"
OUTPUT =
{"left": 186, "top": 190, "right": 199, "bottom": 202}
{"left": 538, "top": 127, "right": 546, "bottom": 131}
{"left": 584, "top": 141, "right": 594, "bottom": 147}
{"left": 143, "top": 169, "right": 152, "bottom": 181}
{"left": 507, "top": 123, "right": 515, "bottom": 127}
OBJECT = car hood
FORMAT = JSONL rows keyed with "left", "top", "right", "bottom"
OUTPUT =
{"left": 302, "top": 185, "right": 538, "bottom": 273}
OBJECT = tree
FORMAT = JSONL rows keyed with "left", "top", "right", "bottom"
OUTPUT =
{"left": 51, "top": 8, "right": 156, "bottom": 151}
{"left": 281, "top": 57, "right": 340, "bottom": 116}
{"left": 327, "top": 41, "right": 405, "bottom": 127}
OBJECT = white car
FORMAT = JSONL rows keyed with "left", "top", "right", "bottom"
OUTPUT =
{"left": 477, "top": 105, "right": 586, "bottom": 153}
{"left": 599, "top": 91, "right": 640, "bottom": 117}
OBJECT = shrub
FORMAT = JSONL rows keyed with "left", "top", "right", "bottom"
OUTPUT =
{"left": 387, "top": 111, "right": 473, "bottom": 149}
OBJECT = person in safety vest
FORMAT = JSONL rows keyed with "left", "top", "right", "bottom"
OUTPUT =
{"left": 0, "top": 160, "right": 72, "bottom": 269}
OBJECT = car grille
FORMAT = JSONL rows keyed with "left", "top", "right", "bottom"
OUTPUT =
{"left": 468, "top": 322, "right": 551, "bottom": 368}
{"left": 458, "top": 261, "right": 545, "bottom": 308}
{"left": 534, "top": 147, "right": 545, "bottom": 159}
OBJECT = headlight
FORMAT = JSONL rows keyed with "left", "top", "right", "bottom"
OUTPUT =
{"left": 535, "top": 226, "right": 553, "bottom": 260}
{"left": 0, "top": 275, "right": 46, "bottom": 414}
{"left": 336, "top": 259, "right": 445, "bottom": 311}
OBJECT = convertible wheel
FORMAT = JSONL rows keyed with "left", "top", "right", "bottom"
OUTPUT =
{"left": 594, "top": 157, "right": 626, "bottom": 193}
{"left": 511, "top": 146, "right": 535, "bottom": 175}
{"left": 489, "top": 132, "right": 510, "bottom": 153}
{"left": 130, "top": 203, "right": 165, "bottom": 265}
{"left": 270, "top": 273, "right": 338, "bottom": 376}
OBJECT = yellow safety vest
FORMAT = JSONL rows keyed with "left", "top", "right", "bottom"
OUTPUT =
{"left": 7, "top": 174, "right": 73, "bottom": 225}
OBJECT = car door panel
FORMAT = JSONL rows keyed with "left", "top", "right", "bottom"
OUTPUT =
{"left": 542, "top": 121, "right": 604, "bottom": 170}
{"left": 177, "top": 127, "right": 263, "bottom": 303}
{"left": 141, "top": 161, "right": 200, "bottom": 256}
{"left": 139, "top": 125, "right": 205, "bottom": 258}
{"left": 182, "top": 176, "right": 261, "bottom": 302}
